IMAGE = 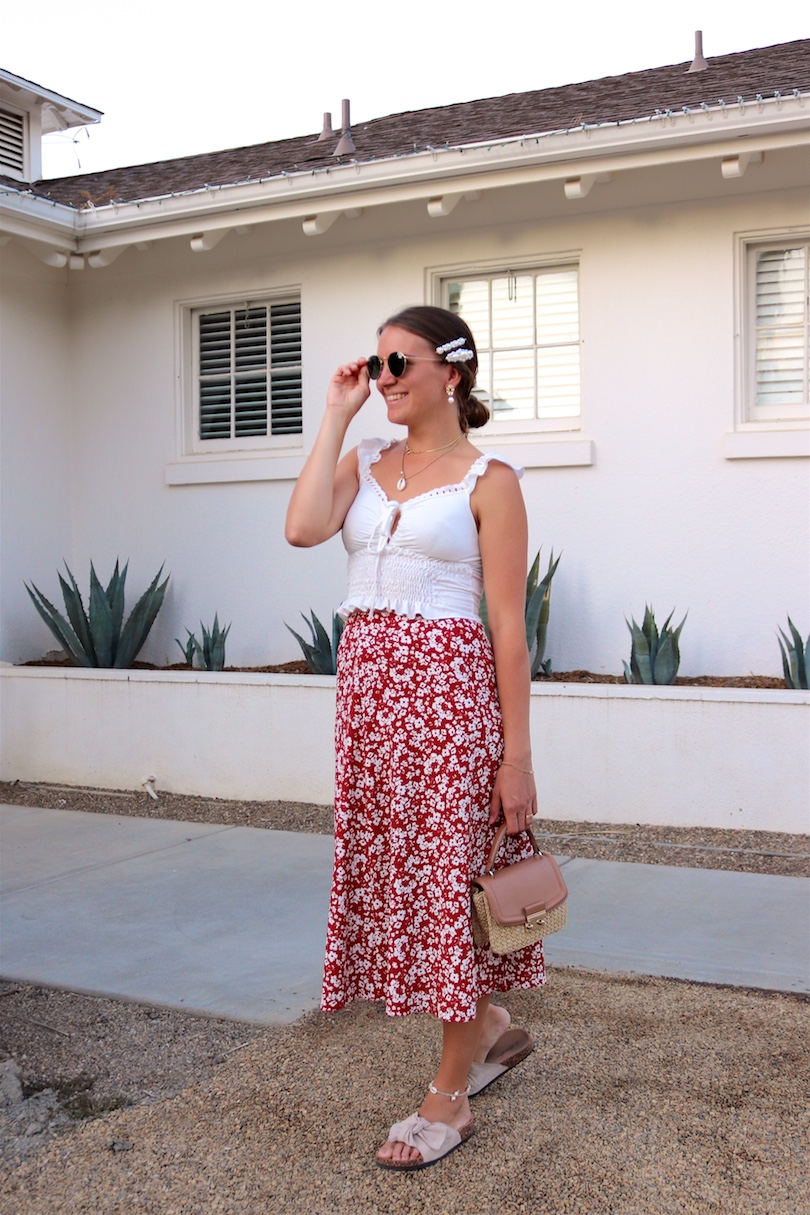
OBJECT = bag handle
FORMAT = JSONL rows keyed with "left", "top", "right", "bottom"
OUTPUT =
{"left": 484, "top": 824, "right": 540, "bottom": 875}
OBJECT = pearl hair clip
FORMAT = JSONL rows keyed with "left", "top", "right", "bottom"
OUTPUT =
{"left": 436, "top": 336, "right": 474, "bottom": 363}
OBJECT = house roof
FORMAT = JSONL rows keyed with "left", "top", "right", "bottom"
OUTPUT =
{"left": 6, "top": 38, "right": 809, "bottom": 209}
{"left": 0, "top": 67, "right": 102, "bottom": 133}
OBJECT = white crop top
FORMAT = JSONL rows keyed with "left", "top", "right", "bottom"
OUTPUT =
{"left": 338, "top": 437, "right": 523, "bottom": 622}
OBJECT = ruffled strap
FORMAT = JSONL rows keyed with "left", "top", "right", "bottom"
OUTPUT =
{"left": 462, "top": 452, "right": 524, "bottom": 491}
{"left": 356, "top": 437, "right": 397, "bottom": 478}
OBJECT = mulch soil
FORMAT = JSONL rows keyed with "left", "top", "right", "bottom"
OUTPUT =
{"left": 21, "top": 657, "right": 788, "bottom": 687}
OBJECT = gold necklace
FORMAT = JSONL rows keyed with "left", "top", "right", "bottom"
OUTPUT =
{"left": 397, "top": 434, "right": 463, "bottom": 491}
{"left": 405, "top": 435, "right": 462, "bottom": 455}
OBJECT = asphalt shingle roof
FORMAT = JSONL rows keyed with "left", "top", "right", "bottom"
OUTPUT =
{"left": 5, "top": 39, "right": 809, "bottom": 209}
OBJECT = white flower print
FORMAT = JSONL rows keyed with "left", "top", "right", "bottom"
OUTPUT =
{"left": 321, "top": 611, "right": 545, "bottom": 1022}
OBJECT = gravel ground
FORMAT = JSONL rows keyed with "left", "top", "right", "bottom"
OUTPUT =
{"left": 1, "top": 782, "right": 808, "bottom": 1212}
{"left": 1, "top": 976, "right": 807, "bottom": 1214}
{"left": 2, "top": 780, "right": 808, "bottom": 877}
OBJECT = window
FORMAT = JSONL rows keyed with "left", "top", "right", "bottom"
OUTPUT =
{"left": 442, "top": 265, "right": 581, "bottom": 431}
{"left": 169, "top": 291, "right": 305, "bottom": 484}
{"left": 745, "top": 239, "right": 809, "bottom": 423}
{"left": 193, "top": 298, "right": 302, "bottom": 445}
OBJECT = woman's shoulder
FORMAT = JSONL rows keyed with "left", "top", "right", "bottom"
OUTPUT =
{"left": 356, "top": 436, "right": 398, "bottom": 473}
{"left": 463, "top": 449, "right": 524, "bottom": 489}
{"left": 357, "top": 436, "right": 399, "bottom": 458}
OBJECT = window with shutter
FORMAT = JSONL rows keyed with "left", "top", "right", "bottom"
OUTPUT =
{"left": 196, "top": 298, "right": 302, "bottom": 442}
{"left": 0, "top": 107, "right": 25, "bottom": 177}
{"left": 443, "top": 265, "right": 581, "bottom": 430}
{"left": 751, "top": 244, "right": 809, "bottom": 420}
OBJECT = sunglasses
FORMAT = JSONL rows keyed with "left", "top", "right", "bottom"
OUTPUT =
{"left": 366, "top": 352, "right": 443, "bottom": 380}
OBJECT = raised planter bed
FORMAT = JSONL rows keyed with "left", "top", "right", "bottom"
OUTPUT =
{"left": 1, "top": 666, "right": 806, "bottom": 833}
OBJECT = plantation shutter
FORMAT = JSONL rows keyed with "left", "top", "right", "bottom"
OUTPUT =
{"left": 535, "top": 269, "right": 580, "bottom": 419}
{"left": 754, "top": 246, "right": 809, "bottom": 409}
{"left": 447, "top": 267, "right": 580, "bottom": 421}
{"left": 269, "top": 302, "right": 303, "bottom": 435}
{"left": 0, "top": 108, "right": 25, "bottom": 176}
{"left": 198, "top": 300, "right": 302, "bottom": 441}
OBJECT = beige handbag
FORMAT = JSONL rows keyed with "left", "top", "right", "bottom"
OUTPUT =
{"left": 471, "top": 825, "right": 568, "bottom": 955}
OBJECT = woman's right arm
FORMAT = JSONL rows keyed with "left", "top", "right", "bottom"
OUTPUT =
{"left": 284, "top": 359, "right": 371, "bottom": 547}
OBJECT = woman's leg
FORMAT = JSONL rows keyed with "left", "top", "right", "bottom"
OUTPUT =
{"left": 377, "top": 996, "right": 492, "bottom": 1166}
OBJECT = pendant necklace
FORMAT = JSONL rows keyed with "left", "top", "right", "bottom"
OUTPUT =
{"left": 397, "top": 434, "right": 463, "bottom": 491}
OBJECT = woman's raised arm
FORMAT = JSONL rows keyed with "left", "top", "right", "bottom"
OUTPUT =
{"left": 285, "top": 359, "right": 371, "bottom": 547}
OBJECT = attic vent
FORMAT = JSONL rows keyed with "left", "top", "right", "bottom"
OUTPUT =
{"left": 0, "top": 108, "right": 25, "bottom": 176}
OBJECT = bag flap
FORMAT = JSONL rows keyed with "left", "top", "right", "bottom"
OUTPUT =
{"left": 472, "top": 852, "right": 567, "bottom": 927}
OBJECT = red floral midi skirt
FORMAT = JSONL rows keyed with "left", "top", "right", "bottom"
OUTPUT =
{"left": 321, "top": 611, "right": 546, "bottom": 1022}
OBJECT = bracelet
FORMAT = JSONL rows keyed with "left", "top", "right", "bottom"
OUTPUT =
{"left": 501, "top": 761, "right": 534, "bottom": 776}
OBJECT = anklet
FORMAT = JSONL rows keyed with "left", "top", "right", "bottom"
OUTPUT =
{"left": 428, "top": 1082, "right": 470, "bottom": 1101}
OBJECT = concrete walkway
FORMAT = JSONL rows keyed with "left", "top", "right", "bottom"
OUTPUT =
{"left": 1, "top": 804, "right": 807, "bottom": 1024}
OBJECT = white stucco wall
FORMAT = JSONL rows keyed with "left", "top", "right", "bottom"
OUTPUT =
{"left": 1, "top": 170, "right": 808, "bottom": 677}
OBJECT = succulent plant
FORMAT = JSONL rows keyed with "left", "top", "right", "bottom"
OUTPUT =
{"left": 176, "top": 632, "right": 197, "bottom": 667}
{"left": 623, "top": 605, "right": 687, "bottom": 685}
{"left": 286, "top": 610, "right": 344, "bottom": 675}
{"left": 524, "top": 549, "right": 561, "bottom": 677}
{"left": 26, "top": 560, "right": 169, "bottom": 669}
{"left": 777, "top": 617, "right": 809, "bottom": 689}
{"left": 177, "top": 614, "right": 231, "bottom": 671}
{"left": 480, "top": 548, "right": 561, "bottom": 677}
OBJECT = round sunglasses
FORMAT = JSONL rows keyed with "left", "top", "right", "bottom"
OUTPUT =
{"left": 366, "top": 352, "right": 444, "bottom": 380}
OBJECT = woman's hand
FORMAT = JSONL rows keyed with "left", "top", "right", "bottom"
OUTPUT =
{"left": 285, "top": 357, "right": 370, "bottom": 548}
{"left": 327, "top": 359, "right": 371, "bottom": 421}
{"left": 489, "top": 762, "right": 538, "bottom": 835}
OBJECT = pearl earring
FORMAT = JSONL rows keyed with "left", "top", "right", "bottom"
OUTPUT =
{"left": 446, "top": 384, "right": 455, "bottom": 405}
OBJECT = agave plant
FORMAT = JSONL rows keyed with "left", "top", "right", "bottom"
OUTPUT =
{"left": 777, "top": 617, "right": 809, "bottom": 689}
{"left": 25, "top": 560, "right": 169, "bottom": 668}
{"left": 176, "top": 632, "right": 197, "bottom": 667}
{"left": 480, "top": 548, "right": 561, "bottom": 677}
{"left": 623, "top": 605, "right": 687, "bottom": 685}
{"left": 177, "top": 614, "right": 231, "bottom": 671}
{"left": 286, "top": 610, "right": 344, "bottom": 675}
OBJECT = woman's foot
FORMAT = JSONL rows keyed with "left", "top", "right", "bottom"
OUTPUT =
{"left": 376, "top": 1088, "right": 473, "bottom": 1168}
{"left": 468, "top": 1004, "right": 533, "bottom": 1097}
{"left": 468, "top": 1028, "right": 534, "bottom": 1096}
{"left": 473, "top": 1002, "right": 511, "bottom": 1063}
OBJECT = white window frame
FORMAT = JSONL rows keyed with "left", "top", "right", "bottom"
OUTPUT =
{"left": 428, "top": 254, "right": 593, "bottom": 468}
{"left": 169, "top": 288, "right": 305, "bottom": 485}
{"left": 727, "top": 228, "right": 810, "bottom": 461}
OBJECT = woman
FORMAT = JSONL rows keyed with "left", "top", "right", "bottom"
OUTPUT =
{"left": 285, "top": 305, "right": 545, "bottom": 1170}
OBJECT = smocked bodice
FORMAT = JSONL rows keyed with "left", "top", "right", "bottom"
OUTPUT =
{"left": 338, "top": 437, "right": 522, "bottom": 621}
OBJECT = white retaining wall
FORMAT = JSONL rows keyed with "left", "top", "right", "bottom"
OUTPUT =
{"left": 2, "top": 667, "right": 807, "bottom": 834}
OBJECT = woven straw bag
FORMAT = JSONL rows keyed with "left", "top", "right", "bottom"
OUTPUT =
{"left": 471, "top": 825, "right": 568, "bottom": 955}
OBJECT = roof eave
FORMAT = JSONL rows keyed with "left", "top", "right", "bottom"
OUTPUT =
{"left": 1, "top": 94, "right": 807, "bottom": 262}
{"left": 0, "top": 68, "right": 102, "bottom": 132}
